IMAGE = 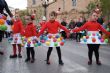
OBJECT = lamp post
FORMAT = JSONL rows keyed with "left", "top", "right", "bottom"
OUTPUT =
{"left": 62, "top": 0, "right": 65, "bottom": 11}
{"left": 42, "top": 0, "right": 49, "bottom": 18}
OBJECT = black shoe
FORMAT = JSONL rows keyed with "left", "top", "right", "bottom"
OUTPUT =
{"left": 0, "top": 51, "right": 4, "bottom": 55}
{"left": 46, "top": 60, "right": 50, "bottom": 65}
{"left": 25, "top": 58, "right": 30, "bottom": 62}
{"left": 18, "top": 54, "right": 22, "bottom": 58}
{"left": 96, "top": 61, "right": 102, "bottom": 65}
{"left": 88, "top": 61, "right": 92, "bottom": 65}
{"left": 10, "top": 54, "right": 17, "bottom": 58}
{"left": 59, "top": 60, "right": 64, "bottom": 65}
{"left": 31, "top": 59, "right": 35, "bottom": 63}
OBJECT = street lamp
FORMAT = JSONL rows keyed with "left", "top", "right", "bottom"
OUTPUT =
{"left": 42, "top": 0, "right": 49, "bottom": 18}
{"left": 62, "top": 0, "right": 65, "bottom": 11}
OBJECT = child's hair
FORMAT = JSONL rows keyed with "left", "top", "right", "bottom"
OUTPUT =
{"left": 49, "top": 11, "right": 57, "bottom": 17}
{"left": 89, "top": 10, "right": 99, "bottom": 17}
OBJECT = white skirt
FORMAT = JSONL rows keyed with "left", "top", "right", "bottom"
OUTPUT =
{"left": 22, "top": 36, "right": 40, "bottom": 48}
{"left": 40, "top": 33, "right": 65, "bottom": 47}
{"left": 11, "top": 33, "right": 22, "bottom": 44}
{"left": 80, "top": 31, "right": 108, "bottom": 44}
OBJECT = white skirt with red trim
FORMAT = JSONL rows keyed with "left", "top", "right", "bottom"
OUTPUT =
{"left": 80, "top": 31, "right": 108, "bottom": 44}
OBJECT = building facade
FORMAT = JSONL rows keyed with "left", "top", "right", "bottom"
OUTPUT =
{"left": 27, "top": 0, "right": 43, "bottom": 21}
{"left": 47, "top": 0, "right": 96, "bottom": 21}
{"left": 27, "top": 0, "right": 96, "bottom": 21}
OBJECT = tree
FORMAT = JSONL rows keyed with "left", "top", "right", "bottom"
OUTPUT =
{"left": 19, "top": 9, "right": 29, "bottom": 25}
{"left": 86, "top": 1, "right": 96, "bottom": 14}
{"left": 100, "top": 0, "right": 110, "bottom": 19}
{"left": 86, "top": 0, "right": 101, "bottom": 13}
{"left": 19, "top": 9, "right": 29, "bottom": 16}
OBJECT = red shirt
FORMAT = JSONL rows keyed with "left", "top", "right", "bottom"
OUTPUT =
{"left": 40, "top": 21, "right": 46, "bottom": 27}
{"left": 24, "top": 22, "right": 37, "bottom": 38}
{"left": 72, "top": 21, "right": 110, "bottom": 35}
{"left": 38, "top": 20, "right": 69, "bottom": 36}
{"left": 12, "top": 19, "right": 23, "bottom": 34}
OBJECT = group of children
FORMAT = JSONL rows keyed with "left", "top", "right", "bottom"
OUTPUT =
{"left": 9, "top": 14, "right": 37, "bottom": 63}
{"left": 9, "top": 11, "right": 69, "bottom": 65}
{"left": 8, "top": 11, "right": 110, "bottom": 66}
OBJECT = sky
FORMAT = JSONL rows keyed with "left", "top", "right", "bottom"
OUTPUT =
{"left": 5, "top": 0, "right": 27, "bottom": 10}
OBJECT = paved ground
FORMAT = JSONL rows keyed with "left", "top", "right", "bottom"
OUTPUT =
{"left": 0, "top": 38, "right": 110, "bottom": 73}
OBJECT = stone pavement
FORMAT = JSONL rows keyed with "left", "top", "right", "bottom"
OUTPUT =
{"left": 0, "top": 38, "right": 110, "bottom": 73}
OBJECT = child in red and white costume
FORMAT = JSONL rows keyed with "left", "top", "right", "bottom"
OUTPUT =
{"left": 23, "top": 15, "right": 37, "bottom": 63}
{"left": 38, "top": 11, "right": 70, "bottom": 65}
{"left": 72, "top": 12, "right": 110, "bottom": 65}
{"left": 10, "top": 14, "right": 24, "bottom": 58}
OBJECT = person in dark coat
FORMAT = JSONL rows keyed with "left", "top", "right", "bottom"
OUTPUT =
{"left": 61, "top": 18, "right": 67, "bottom": 39}
{"left": 75, "top": 19, "right": 83, "bottom": 42}
{"left": 68, "top": 19, "right": 76, "bottom": 39}
{"left": 0, "top": 0, "right": 13, "bottom": 17}
{"left": 0, "top": 0, "right": 13, "bottom": 55}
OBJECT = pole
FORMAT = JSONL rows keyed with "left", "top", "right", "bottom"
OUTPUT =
{"left": 62, "top": 0, "right": 65, "bottom": 11}
{"left": 42, "top": 1, "right": 48, "bottom": 18}
{"left": 44, "top": 5, "right": 47, "bottom": 18}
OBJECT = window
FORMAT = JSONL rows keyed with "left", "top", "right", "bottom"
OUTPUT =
{"left": 72, "top": 0, "right": 77, "bottom": 6}
{"left": 32, "top": 0, "right": 36, "bottom": 5}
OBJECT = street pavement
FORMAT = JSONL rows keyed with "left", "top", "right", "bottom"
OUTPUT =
{"left": 0, "top": 38, "right": 110, "bottom": 73}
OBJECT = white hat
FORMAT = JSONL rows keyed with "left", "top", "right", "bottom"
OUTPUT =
{"left": 42, "top": 16, "right": 46, "bottom": 20}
